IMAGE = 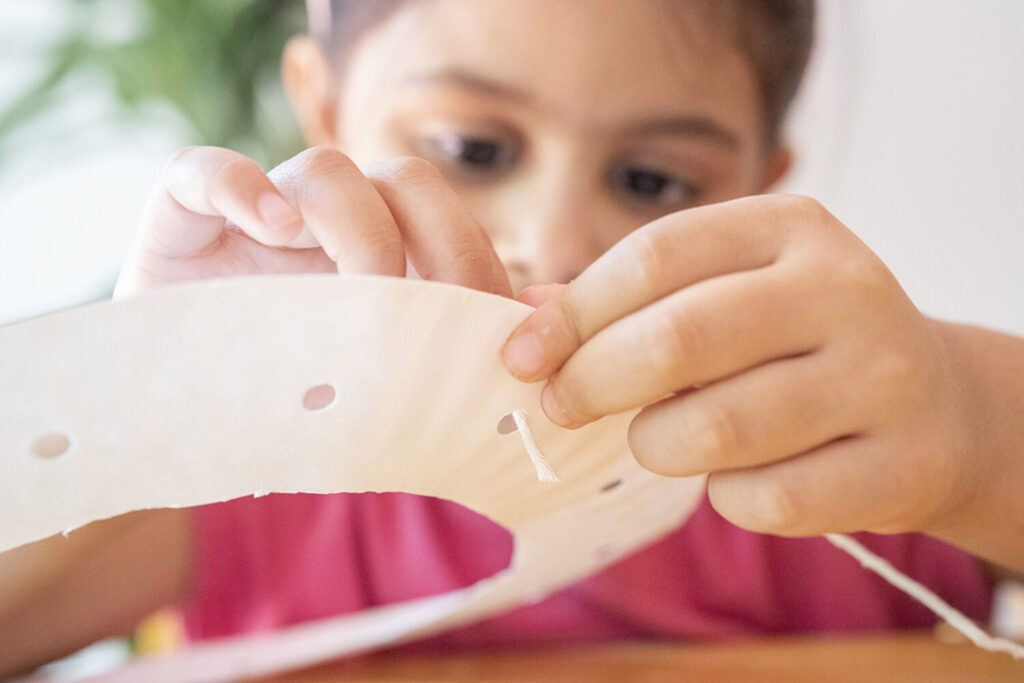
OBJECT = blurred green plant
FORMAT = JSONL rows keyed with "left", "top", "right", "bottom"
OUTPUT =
{"left": 0, "top": 0, "right": 307, "bottom": 167}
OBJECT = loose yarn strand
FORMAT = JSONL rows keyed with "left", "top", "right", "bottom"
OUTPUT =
{"left": 505, "top": 413, "right": 1020, "bottom": 658}
{"left": 511, "top": 409, "right": 560, "bottom": 483}
{"left": 825, "top": 533, "right": 1024, "bottom": 659}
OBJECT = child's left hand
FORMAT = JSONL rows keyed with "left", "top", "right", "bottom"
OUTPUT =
{"left": 502, "top": 195, "right": 983, "bottom": 542}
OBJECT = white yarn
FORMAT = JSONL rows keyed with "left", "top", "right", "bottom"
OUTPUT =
{"left": 508, "top": 411, "right": 1021, "bottom": 658}
{"left": 825, "top": 533, "right": 1024, "bottom": 659}
{"left": 511, "top": 409, "right": 560, "bottom": 483}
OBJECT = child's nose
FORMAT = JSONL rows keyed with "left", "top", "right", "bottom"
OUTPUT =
{"left": 499, "top": 187, "right": 604, "bottom": 289}
{"left": 499, "top": 219, "right": 596, "bottom": 291}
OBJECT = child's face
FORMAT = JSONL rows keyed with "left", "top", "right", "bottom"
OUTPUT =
{"left": 292, "top": 0, "right": 787, "bottom": 290}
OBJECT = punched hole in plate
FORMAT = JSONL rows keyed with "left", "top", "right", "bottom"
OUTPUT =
{"left": 32, "top": 433, "right": 73, "bottom": 460}
{"left": 497, "top": 412, "right": 518, "bottom": 435}
{"left": 600, "top": 478, "right": 623, "bottom": 494}
{"left": 303, "top": 383, "right": 337, "bottom": 411}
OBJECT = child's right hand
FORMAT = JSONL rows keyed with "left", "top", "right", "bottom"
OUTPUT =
{"left": 115, "top": 146, "right": 512, "bottom": 297}
{"left": 4, "top": 149, "right": 511, "bottom": 676}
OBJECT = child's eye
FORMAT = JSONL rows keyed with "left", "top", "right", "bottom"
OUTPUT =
{"left": 608, "top": 164, "right": 698, "bottom": 211}
{"left": 417, "top": 128, "right": 520, "bottom": 177}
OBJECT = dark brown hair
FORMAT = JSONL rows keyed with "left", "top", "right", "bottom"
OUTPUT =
{"left": 722, "top": 1, "right": 815, "bottom": 145}
{"left": 312, "top": 0, "right": 814, "bottom": 146}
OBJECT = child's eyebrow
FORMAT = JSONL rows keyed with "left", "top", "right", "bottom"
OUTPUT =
{"left": 402, "top": 68, "right": 530, "bottom": 105}
{"left": 625, "top": 117, "right": 740, "bottom": 150}
{"left": 402, "top": 68, "right": 740, "bottom": 150}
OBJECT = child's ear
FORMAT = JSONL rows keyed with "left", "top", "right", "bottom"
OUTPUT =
{"left": 760, "top": 146, "right": 793, "bottom": 191}
{"left": 282, "top": 36, "right": 338, "bottom": 147}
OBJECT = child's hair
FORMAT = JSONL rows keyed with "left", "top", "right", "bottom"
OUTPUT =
{"left": 305, "top": 0, "right": 816, "bottom": 147}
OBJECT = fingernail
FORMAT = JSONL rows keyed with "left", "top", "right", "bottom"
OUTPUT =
{"left": 503, "top": 332, "right": 546, "bottom": 379}
{"left": 541, "top": 384, "right": 570, "bottom": 427}
{"left": 257, "top": 193, "right": 302, "bottom": 231}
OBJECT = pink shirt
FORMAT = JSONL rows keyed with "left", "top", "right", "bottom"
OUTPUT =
{"left": 183, "top": 491, "right": 991, "bottom": 651}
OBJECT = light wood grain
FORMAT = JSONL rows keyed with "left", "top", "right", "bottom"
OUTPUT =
{"left": 270, "top": 632, "right": 1024, "bottom": 682}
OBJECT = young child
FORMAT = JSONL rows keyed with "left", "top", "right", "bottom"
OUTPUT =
{"left": 4, "top": 0, "right": 1024, "bottom": 674}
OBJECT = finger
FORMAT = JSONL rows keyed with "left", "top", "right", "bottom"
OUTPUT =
{"left": 503, "top": 195, "right": 831, "bottom": 381}
{"left": 365, "top": 157, "right": 512, "bottom": 296}
{"left": 705, "top": 433, "right": 939, "bottom": 537}
{"left": 143, "top": 146, "right": 304, "bottom": 258}
{"left": 517, "top": 283, "right": 566, "bottom": 308}
{"left": 267, "top": 147, "right": 406, "bottom": 277}
{"left": 539, "top": 263, "right": 824, "bottom": 427}
{"left": 626, "top": 349, "right": 868, "bottom": 477}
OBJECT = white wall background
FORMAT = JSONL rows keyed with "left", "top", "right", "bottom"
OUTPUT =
{"left": 2, "top": 0, "right": 1023, "bottom": 333}
{"left": 780, "top": 0, "right": 1024, "bottom": 334}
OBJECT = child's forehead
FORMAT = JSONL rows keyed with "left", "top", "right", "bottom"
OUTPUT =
{"left": 342, "top": 0, "right": 760, "bottom": 139}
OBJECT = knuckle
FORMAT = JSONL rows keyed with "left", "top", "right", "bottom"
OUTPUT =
{"left": 863, "top": 349, "right": 920, "bottom": 412}
{"left": 555, "top": 289, "right": 588, "bottom": 349}
{"left": 551, "top": 371, "right": 595, "bottom": 424}
{"left": 708, "top": 472, "right": 813, "bottom": 536}
{"left": 768, "top": 194, "right": 837, "bottom": 244}
{"left": 895, "top": 478, "right": 954, "bottom": 534}
{"left": 644, "top": 306, "right": 704, "bottom": 378}
{"left": 415, "top": 238, "right": 491, "bottom": 282}
{"left": 833, "top": 253, "right": 893, "bottom": 293}
{"left": 296, "top": 144, "right": 348, "bottom": 167}
{"left": 751, "top": 477, "right": 808, "bottom": 535}
{"left": 854, "top": 445, "right": 948, "bottom": 535}
{"left": 381, "top": 156, "right": 445, "bottom": 187}
{"left": 288, "top": 147, "right": 364, "bottom": 206}
{"left": 196, "top": 157, "right": 264, "bottom": 210}
{"left": 161, "top": 146, "right": 220, "bottom": 186}
{"left": 622, "top": 227, "right": 672, "bottom": 299}
{"left": 779, "top": 193, "right": 828, "bottom": 217}
{"left": 811, "top": 251, "right": 897, "bottom": 318}
{"left": 696, "top": 399, "right": 747, "bottom": 466}
{"left": 293, "top": 145, "right": 357, "bottom": 179}
{"left": 449, "top": 242, "right": 494, "bottom": 278}
{"left": 162, "top": 145, "right": 200, "bottom": 173}
{"left": 875, "top": 349, "right": 918, "bottom": 386}
{"left": 769, "top": 194, "right": 832, "bottom": 227}
{"left": 333, "top": 230, "right": 404, "bottom": 272}
{"left": 213, "top": 156, "right": 261, "bottom": 189}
